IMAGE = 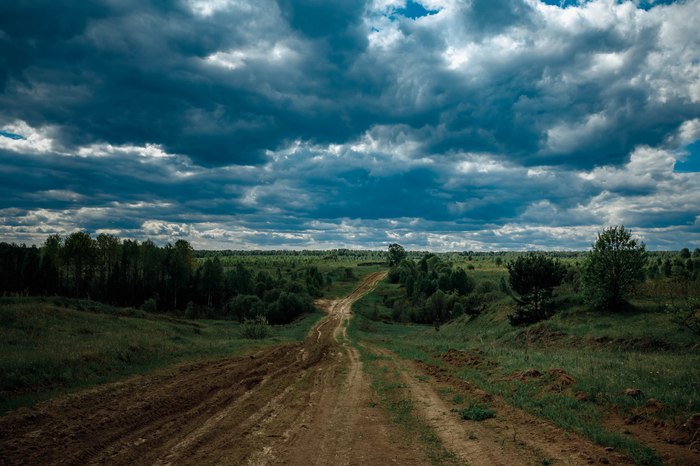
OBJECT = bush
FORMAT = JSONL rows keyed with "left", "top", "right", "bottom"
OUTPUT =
{"left": 498, "top": 276, "right": 509, "bottom": 293}
{"left": 227, "top": 294, "right": 266, "bottom": 321}
{"left": 387, "top": 267, "right": 401, "bottom": 283}
{"left": 241, "top": 315, "right": 271, "bottom": 339}
{"left": 459, "top": 402, "right": 496, "bottom": 421}
{"left": 267, "top": 291, "right": 313, "bottom": 324}
{"left": 669, "top": 298, "right": 700, "bottom": 337}
{"left": 476, "top": 280, "right": 497, "bottom": 294}
{"left": 140, "top": 297, "right": 157, "bottom": 313}
{"left": 508, "top": 302, "right": 555, "bottom": 326}
{"left": 462, "top": 293, "right": 485, "bottom": 317}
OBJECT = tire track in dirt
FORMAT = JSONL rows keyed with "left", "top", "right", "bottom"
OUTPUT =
{"left": 368, "top": 346, "right": 635, "bottom": 466}
{"left": 0, "top": 272, "right": 427, "bottom": 466}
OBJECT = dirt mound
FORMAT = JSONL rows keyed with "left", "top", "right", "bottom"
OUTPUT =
{"left": 437, "top": 348, "right": 485, "bottom": 368}
{"left": 547, "top": 368, "right": 576, "bottom": 392}
{"left": 510, "top": 368, "right": 575, "bottom": 392}
{"left": 415, "top": 361, "right": 473, "bottom": 392}
{"left": 515, "top": 326, "right": 567, "bottom": 346}
{"left": 679, "top": 413, "right": 700, "bottom": 450}
{"left": 645, "top": 398, "right": 663, "bottom": 409}
{"left": 522, "top": 368, "right": 542, "bottom": 378}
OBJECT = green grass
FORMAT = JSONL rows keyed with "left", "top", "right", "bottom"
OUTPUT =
{"left": 205, "top": 251, "right": 386, "bottom": 300}
{"left": 348, "top": 276, "right": 699, "bottom": 465}
{"left": 0, "top": 297, "right": 322, "bottom": 414}
{"left": 459, "top": 401, "right": 496, "bottom": 421}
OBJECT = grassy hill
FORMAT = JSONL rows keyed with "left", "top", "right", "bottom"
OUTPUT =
{"left": 0, "top": 296, "right": 322, "bottom": 414}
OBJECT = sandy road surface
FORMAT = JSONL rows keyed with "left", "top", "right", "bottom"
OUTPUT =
{"left": 0, "top": 272, "right": 425, "bottom": 465}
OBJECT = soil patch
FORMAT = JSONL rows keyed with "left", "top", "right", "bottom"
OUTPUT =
{"left": 437, "top": 348, "right": 488, "bottom": 369}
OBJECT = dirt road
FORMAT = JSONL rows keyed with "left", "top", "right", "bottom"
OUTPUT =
{"left": 0, "top": 272, "right": 425, "bottom": 465}
{"left": 0, "top": 273, "right": 643, "bottom": 465}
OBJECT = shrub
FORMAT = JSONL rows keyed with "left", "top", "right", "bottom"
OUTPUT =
{"left": 459, "top": 402, "right": 496, "bottom": 421}
{"left": 387, "top": 267, "right": 401, "bottom": 283}
{"left": 227, "top": 294, "right": 266, "bottom": 321}
{"left": 241, "top": 315, "right": 271, "bottom": 339}
{"left": 140, "top": 297, "right": 157, "bottom": 313}
{"left": 669, "top": 298, "right": 700, "bottom": 337}
{"left": 462, "top": 293, "right": 485, "bottom": 317}
{"left": 476, "top": 280, "right": 497, "bottom": 294}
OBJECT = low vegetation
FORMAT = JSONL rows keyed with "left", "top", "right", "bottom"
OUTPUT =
{"left": 0, "top": 296, "right": 322, "bottom": 413}
{"left": 458, "top": 402, "right": 496, "bottom": 421}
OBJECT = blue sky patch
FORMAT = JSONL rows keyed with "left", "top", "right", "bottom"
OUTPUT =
{"left": 542, "top": 0, "right": 681, "bottom": 8}
{"left": 675, "top": 141, "right": 700, "bottom": 173}
{"left": 394, "top": 1, "right": 439, "bottom": 20}
{"left": 0, "top": 131, "right": 25, "bottom": 140}
{"left": 540, "top": 0, "right": 581, "bottom": 7}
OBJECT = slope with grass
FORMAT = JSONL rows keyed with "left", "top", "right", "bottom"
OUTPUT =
{"left": 351, "top": 277, "right": 700, "bottom": 465}
{"left": 0, "top": 296, "right": 322, "bottom": 414}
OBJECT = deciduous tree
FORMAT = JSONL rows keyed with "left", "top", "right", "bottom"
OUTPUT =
{"left": 581, "top": 226, "right": 647, "bottom": 310}
{"left": 387, "top": 243, "right": 407, "bottom": 267}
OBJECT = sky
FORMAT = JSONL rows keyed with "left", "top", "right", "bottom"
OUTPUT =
{"left": 0, "top": 0, "right": 699, "bottom": 251}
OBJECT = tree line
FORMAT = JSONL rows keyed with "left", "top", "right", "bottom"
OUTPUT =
{"left": 0, "top": 232, "right": 335, "bottom": 324}
{"left": 385, "top": 227, "right": 699, "bottom": 328}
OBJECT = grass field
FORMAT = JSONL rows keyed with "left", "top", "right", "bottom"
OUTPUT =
{"left": 350, "top": 274, "right": 700, "bottom": 465}
{"left": 0, "top": 296, "right": 323, "bottom": 414}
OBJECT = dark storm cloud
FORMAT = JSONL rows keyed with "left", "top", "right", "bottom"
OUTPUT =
{"left": 1, "top": 0, "right": 699, "bottom": 249}
{"left": 1, "top": 0, "right": 698, "bottom": 168}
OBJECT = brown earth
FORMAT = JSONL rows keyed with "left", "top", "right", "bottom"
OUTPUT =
{"left": 0, "top": 272, "right": 427, "bottom": 465}
{"left": 0, "top": 273, "right": 691, "bottom": 465}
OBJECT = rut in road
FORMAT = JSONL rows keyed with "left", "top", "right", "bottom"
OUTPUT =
{"left": 0, "top": 272, "right": 426, "bottom": 466}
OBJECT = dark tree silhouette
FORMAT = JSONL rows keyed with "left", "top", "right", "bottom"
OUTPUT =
{"left": 507, "top": 253, "right": 564, "bottom": 326}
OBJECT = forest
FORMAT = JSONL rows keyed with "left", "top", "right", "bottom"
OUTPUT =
{"left": 0, "top": 232, "right": 347, "bottom": 324}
